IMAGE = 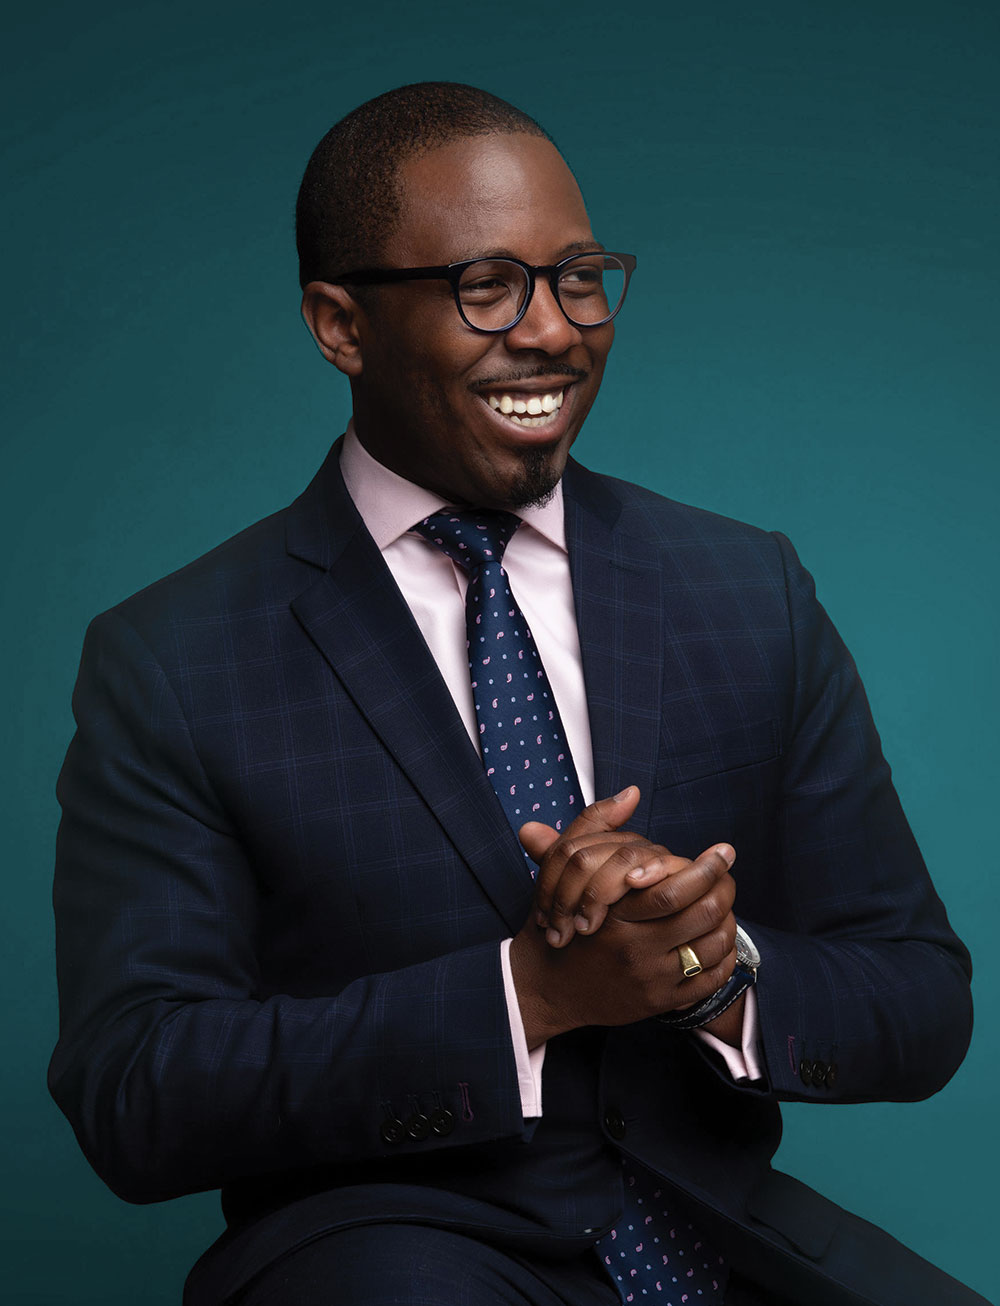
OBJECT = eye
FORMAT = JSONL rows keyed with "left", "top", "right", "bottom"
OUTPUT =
{"left": 458, "top": 261, "right": 521, "bottom": 304}
{"left": 558, "top": 260, "right": 605, "bottom": 297}
{"left": 461, "top": 276, "right": 512, "bottom": 299}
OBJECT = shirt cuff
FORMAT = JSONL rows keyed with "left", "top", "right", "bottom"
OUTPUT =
{"left": 693, "top": 985, "right": 764, "bottom": 1081}
{"left": 500, "top": 937, "right": 546, "bottom": 1118}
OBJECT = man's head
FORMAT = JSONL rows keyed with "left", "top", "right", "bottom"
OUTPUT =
{"left": 299, "top": 84, "right": 622, "bottom": 510}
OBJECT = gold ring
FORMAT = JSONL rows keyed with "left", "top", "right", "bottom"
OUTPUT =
{"left": 678, "top": 944, "right": 703, "bottom": 978}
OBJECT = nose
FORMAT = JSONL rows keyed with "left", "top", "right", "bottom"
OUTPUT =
{"left": 502, "top": 277, "right": 582, "bottom": 355}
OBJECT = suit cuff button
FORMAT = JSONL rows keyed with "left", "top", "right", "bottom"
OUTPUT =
{"left": 379, "top": 1117, "right": 406, "bottom": 1145}
{"left": 406, "top": 1112, "right": 431, "bottom": 1141}
{"left": 431, "top": 1108, "right": 455, "bottom": 1136}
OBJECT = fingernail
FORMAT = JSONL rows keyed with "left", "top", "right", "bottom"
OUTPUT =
{"left": 628, "top": 859, "right": 661, "bottom": 881}
{"left": 546, "top": 927, "right": 562, "bottom": 947}
{"left": 715, "top": 844, "right": 735, "bottom": 866}
{"left": 613, "top": 786, "right": 634, "bottom": 801}
{"left": 536, "top": 910, "right": 547, "bottom": 928}
{"left": 574, "top": 915, "right": 590, "bottom": 933}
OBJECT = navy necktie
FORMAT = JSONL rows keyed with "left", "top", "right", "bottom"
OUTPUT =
{"left": 413, "top": 509, "right": 582, "bottom": 864}
{"left": 414, "top": 508, "right": 726, "bottom": 1305}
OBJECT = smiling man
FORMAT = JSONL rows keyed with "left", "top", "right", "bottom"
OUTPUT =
{"left": 50, "top": 83, "right": 984, "bottom": 1306}
{"left": 302, "top": 132, "right": 616, "bottom": 511}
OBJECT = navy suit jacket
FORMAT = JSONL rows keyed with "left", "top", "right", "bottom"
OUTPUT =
{"left": 50, "top": 441, "right": 982, "bottom": 1305}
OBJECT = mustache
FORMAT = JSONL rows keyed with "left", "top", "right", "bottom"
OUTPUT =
{"left": 471, "top": 365, "right": 587, "bottom": 389}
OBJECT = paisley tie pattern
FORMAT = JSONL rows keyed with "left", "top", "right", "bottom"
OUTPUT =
{"left": 598, "top": 1157, "right": 726, "bottom": 1303}
{"left": 413, "top": 509, "right": 581, "bottom": 866}
{"left": 414, "top": 508, "right": 726, "bottom": 1304}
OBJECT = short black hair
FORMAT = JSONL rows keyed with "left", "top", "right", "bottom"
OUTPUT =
{"left": 295, "top": 82, "right": 552, "bottom": 289}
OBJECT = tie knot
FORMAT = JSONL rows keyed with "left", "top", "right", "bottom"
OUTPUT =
{"left": 413, "top": 509, "right": 521, "bottom": 572}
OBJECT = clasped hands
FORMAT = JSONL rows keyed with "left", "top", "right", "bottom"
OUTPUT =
{"left": 509, "top": 786, "right": 740, "bottom": 1049}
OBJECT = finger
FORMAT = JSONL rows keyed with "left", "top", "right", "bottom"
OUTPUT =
{"left": 567, "top": 846, "right": 686, "bottom": 941}
{"left": 519, "top": 786, "right": 642, "bottom": 864}
{"left": 541, "top": 839, "right": 669, "bottom": 946}
{"left": 664, "top": 946, "right": 739, "bottom": 1013}
{"left": 630, "top": 891, "right": 738, "bottom": 985}
{"left": 532, "top": 827, "right": 649, "bottom": 924}
{"left": 611, "top": 843, "right": 735, "bottom": 923}
{"left": 675, "top": 917, "right": 739, "bottom": 980}
{"left": 624, "top": 854, "right": 687, "bottom": 888}
{"left": 551, "top": 854, "right": 669, "bottom": 947}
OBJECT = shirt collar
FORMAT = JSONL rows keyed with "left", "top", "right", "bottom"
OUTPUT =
{"left": 339, "top": 421, "right": 567, "bottom": 553}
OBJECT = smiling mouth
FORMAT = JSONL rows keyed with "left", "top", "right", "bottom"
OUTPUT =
{"left": 484, "top": 388, "right": 565, "bottom": 428}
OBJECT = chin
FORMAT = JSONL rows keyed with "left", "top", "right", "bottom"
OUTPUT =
{"left": 501, "top": 445, "right": 564, "bottom": 510}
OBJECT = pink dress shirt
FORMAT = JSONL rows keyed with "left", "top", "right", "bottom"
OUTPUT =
{"left": 339, "top": 425, "right": 762, "bottom": 1114}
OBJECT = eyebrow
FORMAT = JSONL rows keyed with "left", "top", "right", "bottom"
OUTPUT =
{"left": 453, "top": 240, "right": 607, "bottom": 263}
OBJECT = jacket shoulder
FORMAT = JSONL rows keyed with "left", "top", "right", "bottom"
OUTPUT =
{"left": 567, "top": 461, "right": 782, "bottom": 551}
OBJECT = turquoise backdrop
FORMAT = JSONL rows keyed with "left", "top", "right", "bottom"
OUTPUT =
{"left": 2, "top": 1, "right": 996, "bottom": 1301}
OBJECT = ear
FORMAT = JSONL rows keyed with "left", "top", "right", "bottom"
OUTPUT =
{"left": 300, "top": 281, "right": 367, "bottom": 377}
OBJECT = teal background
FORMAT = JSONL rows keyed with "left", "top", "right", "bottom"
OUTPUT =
{"left": 2, "top": 1, "right": 996, "bottom": 1301}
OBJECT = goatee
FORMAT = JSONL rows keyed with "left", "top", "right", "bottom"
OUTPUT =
{"left": 504, "top": 446, "right": 562, "bottom": 510}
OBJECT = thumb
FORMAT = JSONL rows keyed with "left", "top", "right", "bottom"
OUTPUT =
{"left": 563, "top": 784, "right": 642, "bottom": 839}
{"left": 518, "top": 821, "right": 562, "bottom": 861}
{"left": 518, "top": 786, "right": 641, "bottom": 860}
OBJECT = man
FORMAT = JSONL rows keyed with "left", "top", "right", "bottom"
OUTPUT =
{"left": 50, "top": 83, "right": 983, "bottom": 1305}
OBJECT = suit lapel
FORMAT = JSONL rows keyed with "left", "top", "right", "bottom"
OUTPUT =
{"left": 563, "top": 460, "right": 664, "bottom": 839}
{"left": 286, "top": 441, "right": 533, "bottom": 933}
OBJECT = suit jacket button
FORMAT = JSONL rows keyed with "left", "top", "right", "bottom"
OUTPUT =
{"left": 380, "top": 1118, "right": 406, "bottom": 1145}
{"left": 825, "top": 1062, "right": 839, "bottom": 1089}
{"left": 406, "top": 1112, "right": 431, "bottom": 1141}
{"left": 799, "top": 1059, "right": 813, "bottom": 1087}
{"left": 811, "top": 1060, "right": 828, "bottom": 1087}
{"left": 604, "top": 1109, "right": 626, "bottom": 1140}
{"left": 430, "top": 1108, "right": 455, "bottom": 1136}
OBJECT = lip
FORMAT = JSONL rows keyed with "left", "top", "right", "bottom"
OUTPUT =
{"left": 476, "top": 376, "right": 581, "bottom": 397}
{"left": 474, "top": 382, "right": 578, "bottom": 444}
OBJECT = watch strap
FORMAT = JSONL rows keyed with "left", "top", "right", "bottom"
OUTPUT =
{"left": 656, "top": 961, "right": 756, "bottom": 1031}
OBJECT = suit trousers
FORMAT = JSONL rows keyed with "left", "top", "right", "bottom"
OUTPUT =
{"left": 232, "top": 1224, "right": 788, "bottom": 1306}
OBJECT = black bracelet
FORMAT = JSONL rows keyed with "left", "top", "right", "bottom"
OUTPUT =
{"left": 656, "top": 962, "right": 756, "bottom": 1031}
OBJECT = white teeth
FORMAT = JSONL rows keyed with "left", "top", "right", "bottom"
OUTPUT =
{"left": 508, "top": 410, "right": 560, "bottom": 428}
{"left": 484, "top": 388, "right": 566, "bottom": 423}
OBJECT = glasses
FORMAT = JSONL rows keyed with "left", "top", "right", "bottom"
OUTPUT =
{"left": 334, "top": 251, "right": 636, "bottom": 334}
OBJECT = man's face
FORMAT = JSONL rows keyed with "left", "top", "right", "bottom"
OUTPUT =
{"left": 348, "top": 133, "right": 615, "bottom": 510}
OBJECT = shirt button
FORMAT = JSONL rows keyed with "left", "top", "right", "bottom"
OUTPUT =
{"left": 604, "top": 1109, "right": 626, "bottom": 1140}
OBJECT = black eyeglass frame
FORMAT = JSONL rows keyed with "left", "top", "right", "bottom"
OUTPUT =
{"left": 333, "top": 251, "right": 637, "bottom": 333}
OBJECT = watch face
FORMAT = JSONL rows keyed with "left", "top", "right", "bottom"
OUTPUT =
{"left": 735, "top": 925, "right": 761, "bottom": 970}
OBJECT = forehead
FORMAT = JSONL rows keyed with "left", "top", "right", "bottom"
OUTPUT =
{"left": 387, "top": 133, "right": 597, "bottom": 266}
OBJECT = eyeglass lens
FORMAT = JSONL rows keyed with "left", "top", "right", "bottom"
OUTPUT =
{"left": 457, "top": 255, "right": 627, "bottom": 331}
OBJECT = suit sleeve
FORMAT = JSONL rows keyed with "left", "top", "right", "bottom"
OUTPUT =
{"left": 743, "top": 532, "right": 973, "bottom": 1103}
{"left": 48, "top": 609, "right": 526, "bottom": 1203}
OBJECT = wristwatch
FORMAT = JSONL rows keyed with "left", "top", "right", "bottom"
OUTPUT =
{"left": 657, "top": 924, "right": 760, "bottom": 1031}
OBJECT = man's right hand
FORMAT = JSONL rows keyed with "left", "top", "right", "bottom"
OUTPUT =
{"left": 510, "top": 800, "right": 738, "bottom": 1049}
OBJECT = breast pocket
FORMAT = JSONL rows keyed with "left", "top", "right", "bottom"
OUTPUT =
{"left": 648, "top": 718, "right": 782, "bottom": 847}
